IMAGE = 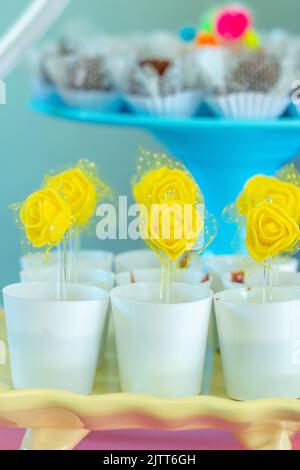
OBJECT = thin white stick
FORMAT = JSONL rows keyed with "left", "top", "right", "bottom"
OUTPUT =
{"left": 57, "top": 238, "right": 67, "bottom": 301}
{"left": 0, "top": 0, "right": 70, "bottom": 78}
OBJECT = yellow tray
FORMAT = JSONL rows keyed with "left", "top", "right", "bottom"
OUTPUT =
{"left": 1, "top": 309, "right": 300, "bottom": 451}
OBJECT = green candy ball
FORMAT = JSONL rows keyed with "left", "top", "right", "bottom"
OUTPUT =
{"left": 198, "top": 10, "right": 216, "bottom": 33}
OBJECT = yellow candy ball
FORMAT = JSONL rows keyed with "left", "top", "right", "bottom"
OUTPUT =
{"left": 243, "top": 30, "right": 261, "bottom": 49}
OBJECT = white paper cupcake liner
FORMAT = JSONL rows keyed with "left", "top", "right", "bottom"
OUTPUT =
{"left": 125, "top": 91, "right": 202, "bottom": 118}
{"left": 58, "top": 89, "right": 122, "bottom": 112}
{"left": 207, "top": 92, "right": 290, "bottom": 119}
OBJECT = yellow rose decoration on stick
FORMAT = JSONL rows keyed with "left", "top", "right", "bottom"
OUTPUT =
{"left": 235, "top": 165, "right": 300, "bottom": 262}
{"left": 45, "top": 159, "right": 110, "bottom": 282}
{"left": 144, "top": 201, "right": 204, "bottom": 262}
{"left": 133, "top": 150, "right": 217, "bottom": 302}
{"left": 237, "top": 175, "right": 300, "bottom": 222}
{"left": 134, "top": 166, "right": 201, "bottom": 206}
{"left": 133, "top": 150, "right": 203, "bottom": 206}
{"left": 225, "top": 165, "right": 300, "bottom": 302}
{"left": 246, "top": 201, "right": 300, "bottom": 262}
{"left": 46, "top": 159, "right": 109, "bottom": 227}
{"left": 13, "top": 187, "right": 74, "bottom": 301}
{"left": 20, "top": 188, "right": 73, "bottom": 248}
{"left": 132, "top": 150, "right": 209, "bottom": 263}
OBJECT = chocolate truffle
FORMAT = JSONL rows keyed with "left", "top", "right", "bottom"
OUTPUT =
{"left": 230, "top": 51, "right": 281, "bottom": 93}
{"left": 138, "top": 58, "right": 172, "bottom": 76}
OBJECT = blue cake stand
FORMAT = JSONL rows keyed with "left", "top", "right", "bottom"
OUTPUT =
{"left": 30, "top": 98, "right": 300, "bottom": 254}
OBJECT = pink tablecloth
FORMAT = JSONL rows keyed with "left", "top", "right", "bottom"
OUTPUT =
{"left": 1, "top": 428, "right": 300, "bottom": 450}
{"left": 0, "top": 428, "right": 244, "bottom": 450}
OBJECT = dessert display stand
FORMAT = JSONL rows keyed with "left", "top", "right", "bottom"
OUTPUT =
{"left": 1, "top": 99, "right": 300, "bottom": 450}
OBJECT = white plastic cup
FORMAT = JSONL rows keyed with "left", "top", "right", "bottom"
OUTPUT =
{"left": 214, "top": 287, "right": 300, "bottom": 400}
{"left": 116, "top": 268, "right": 211, "bottom": 289}
{"left": 202, "top": 255, "right": 245, "bottom": 349}
{"left": 115, "top": 250, "right": 208, "bottom": 274}
{"left": 20, "top": 267, "right": 115, "bottom": 291}
{"left": 246, "top": 270, "right": 300, "bottom": 289}
{"left": 208, "top": 255, "right": 299, "bottom": 293}
{"left": 20, "top": 249, "right": 114, "bottom": 272}
{"left": 189, "top": 256, "right": 205, "bottom": 270}
{"left": 206, "top": 255, "right": 245, "bottom": 292}
{"left": 222, "top": 269, "right": 300, "bottom": 291}
{"left": 111, "top": 282, "right": 212, "bottom": 398}
{"left": 277, "top": 257, "right": 299, "bottom": 273}
{"left": 19, "top": 268, "right": 114, "bottom": 369}
{"left": 115, "top": 249, "right": 160, "bottom": 273}
{"left": 3, "top": 283, "right": 109, "bottom": 394}
{"left": 221, "top": 272, "right": 246, "bottom": 290}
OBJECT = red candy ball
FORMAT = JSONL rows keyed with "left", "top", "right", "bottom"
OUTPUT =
{"left": 216, "top": 7, "right": 252, "bottom": 41}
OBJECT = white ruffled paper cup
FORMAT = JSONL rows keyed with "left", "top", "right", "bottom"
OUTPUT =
{"left": 115, "top": 249, "right": 160, "bottom": 273}
{"left": 111, "top": 282, "right": 212, "bottom": 398}
{"left": 125, "top": 91, "right": 202, "bottom": 118}
{"left": 20, "top": 267, "right": 115, "bottom": 291}
{"left": 116, "top": 268, "right": 211, "bottom": 289}
{"left": 3, "top": 283, "right": 109, "bottom": 394}
{"left": 59, "top": 89, "right": 122, "bottom": 112}
{"left": 214, "top": 287, "right": 300, "bottom": 400}
{"left": 207, "top": 92, "right": 290, "bottom": 119}
{"left": 20, "top": 250, "right": 114, "bottom": 272}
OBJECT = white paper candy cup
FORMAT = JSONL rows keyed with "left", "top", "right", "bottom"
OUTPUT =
{"left": 207, "top": 92, "right": 290, "bottom": 119}
{"left": 125, "top": 91, "right": 202, "bottom": 118}
{"left": 214, "top": 287, "right": 300, "bottom": 400}
{"left": 111, "top": 282, "right": 212, "bottom": 398}
{"left": 115, "top": 249, "right": 160, "bottom": 273}
{"left": 20, "top": 267, "right": 115, "bottom": 291}
{"left": 20, "top": 249, "right": 114, "bottom": 272}
{"left": 59, "top": 89, "right": 122, "bottom": 112}
{"left": 3, "top": 283, "right": 109, "bottom": 394}
{"left": 116, "top": 268, "right": 211, "bottom": 289}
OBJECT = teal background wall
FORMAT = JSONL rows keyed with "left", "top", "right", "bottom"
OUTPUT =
{"left": 0, "top": 0, "right": 299, "bottom": 288}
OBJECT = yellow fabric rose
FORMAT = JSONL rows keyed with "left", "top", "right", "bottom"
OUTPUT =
{"left": 246, "top": 201, "right": 300, "bottom": 262}
{"left": 237, "top": 175, "right": 300, "bottom": 222}
{"left": 133, "top": 166, "right": 202, "bottom": 206}
{"left": 47, "top": 168, "right": 97, "bottom": 226}
{"left": 144, "top": 201, "right": 203, "bottom": 261}
{"left": 20, "top": 188, "right": 73, "bottom": 248}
